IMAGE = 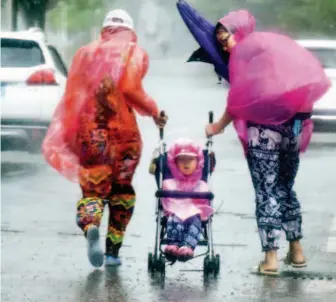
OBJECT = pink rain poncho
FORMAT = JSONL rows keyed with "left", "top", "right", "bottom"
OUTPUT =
{"left": 42, "top": 27, "right": 159, "bottom": 182}
{"left": 219, "top": 11, "right": 331, "bottom": 152}
{"left": 162, "top": 139, "right": 213, "bottom": 222}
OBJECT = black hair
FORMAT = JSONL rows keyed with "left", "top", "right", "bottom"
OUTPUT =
{"left": 214, "top": 22, "right": 230, "bottom": 64}
{"left": 215, "top": 22, "right": 228, "bottom": 33}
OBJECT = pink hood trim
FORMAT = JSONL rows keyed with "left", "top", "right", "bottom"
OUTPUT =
{"left": 218, "top": 10, "right": 256, "bottom": 43}
{"left": 167, "top": 138, "right": 204, "bottom": 187}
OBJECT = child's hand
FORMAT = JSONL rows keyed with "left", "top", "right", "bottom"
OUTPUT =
{"left": 205, "top": 122, "right": 224, "bottom": 137}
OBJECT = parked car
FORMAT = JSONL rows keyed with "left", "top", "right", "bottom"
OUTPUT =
{"left": 297, "top": 39, "right": 336, "bottom": 132}
{"left": 1, "top": 28, "right": 68, "bottom": 152}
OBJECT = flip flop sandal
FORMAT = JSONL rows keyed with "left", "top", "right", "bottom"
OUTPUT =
{"left": 257, "top": 261, "right": 279, "bottom": 276}
{"left": 284, "top": 252, "right": 307, "bottom": 268}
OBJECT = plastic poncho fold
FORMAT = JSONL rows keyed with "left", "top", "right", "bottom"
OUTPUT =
{"left": 42, "top": 28, "right": 158, "bottom": 182}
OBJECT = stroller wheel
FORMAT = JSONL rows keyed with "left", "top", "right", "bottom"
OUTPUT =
{"left": 159, "top": 254, "right": 166, "bottom": 274}
{"left": 214, "top": 254, "right": 220, "bottom": 277}
{"left": 203, "top": 255, "right": 211, "bottom": 278}
{"left": 148, "top": 252, "right": 154, "bottom": 273}
{"left": 159, "top": 254, "right": 166, "bottom": 287}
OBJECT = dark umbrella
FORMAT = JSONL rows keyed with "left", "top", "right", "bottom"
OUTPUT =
{"left": 176, "top": 0, "right": 229, "bottom": 82}
{"left": 187, "top": 47, "right": 214, "bottom": 64}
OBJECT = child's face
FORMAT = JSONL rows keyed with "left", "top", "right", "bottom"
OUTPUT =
{"left": 176, "top": 155, "right": 198, "bottom": 176}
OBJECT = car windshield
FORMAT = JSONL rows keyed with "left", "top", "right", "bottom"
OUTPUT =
{"left": 307, "top": 47, "right": 336, "bottom": 69}
{"left": 1, "top": 38, "right": 45, "bottom": 68}
{"left": 47, "top": 45, "right": 68, "bottom": 77}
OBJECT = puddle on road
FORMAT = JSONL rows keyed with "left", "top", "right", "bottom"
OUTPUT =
{"left": 250, "top": 270, "right": 336, "bottom": 280}
{"left": 1, "top": 229, "right": 24, "bottom": 233}
{"left": 216, "top": 211, "right": 255, "bottom": 220}
{"left": 57, "top": 232, "right": 82, "bottom": 236}
{"left": 214, "top": 243, "right": 248, "bottom": 247}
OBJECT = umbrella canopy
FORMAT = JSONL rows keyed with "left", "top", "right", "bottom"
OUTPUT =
{"left": 176, "top": 0, "right": 229, "bottom": 81}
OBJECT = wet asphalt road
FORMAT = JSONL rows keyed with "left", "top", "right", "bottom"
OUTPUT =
{"left": 1, "top": 63, "right": 336, "bottom": 301}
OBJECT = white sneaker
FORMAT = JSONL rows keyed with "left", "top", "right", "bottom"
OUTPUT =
{"left": 87, "top": 226, "right": 104, "bottom": 267}
{"left": 105, "top": 255, "right": 122, "bottom": 266}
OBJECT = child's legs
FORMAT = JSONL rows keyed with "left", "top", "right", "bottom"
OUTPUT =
{"left": 166, "top": 215, "right": 184, "bottom": 246}
{"left": 182, "top": 215, "right": 202, "bottom": 250}
{"left": 106, "top": 183, "right": 136, "bottom": 257}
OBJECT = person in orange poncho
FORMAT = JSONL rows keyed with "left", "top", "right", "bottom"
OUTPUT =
{"left": 42, "top": 9, "right": 167, "bottom": 267}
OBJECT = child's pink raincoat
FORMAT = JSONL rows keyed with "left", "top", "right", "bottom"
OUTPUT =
{"left": 219, "top": 10, "right": 331, "bottom": 153}
{"left": 162, "top": 138, "right": 214, "bottom": 222}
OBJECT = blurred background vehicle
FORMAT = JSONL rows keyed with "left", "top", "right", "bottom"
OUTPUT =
{"left": 298, "top": 40, "right": 336, "bottom": 132}
{"left": 1, "top": 27, "right": 67, "bottom": 153}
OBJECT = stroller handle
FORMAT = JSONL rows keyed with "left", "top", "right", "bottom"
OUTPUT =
{"left": 159, "top": 110, "right": 165, "bottom": 140}
{"left": 209, "top": 111, "right": 214, "bottom": 123}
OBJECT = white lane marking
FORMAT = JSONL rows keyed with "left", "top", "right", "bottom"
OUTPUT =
{"left": 326, "top": 215, "right": 336, "bottom": 253}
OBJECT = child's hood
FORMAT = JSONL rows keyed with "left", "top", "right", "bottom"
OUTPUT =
{"left": 167, "top": 138, "right": 204, "bottom": 182}
{"left": 217, "top": 10, "right": 255, "bottom": 43}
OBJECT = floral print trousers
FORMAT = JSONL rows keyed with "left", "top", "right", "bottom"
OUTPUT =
{"left": 247, "top": 120, "right": 303, "bottom": 252}
{"left": 76, "top": 165, "right": 138, "bottom": 257}
{"left": 166, "top": 215, "right": 202, "bottom": 250}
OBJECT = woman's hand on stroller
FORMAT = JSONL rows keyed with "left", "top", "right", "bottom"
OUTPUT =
{"left": 154, "top": 111, "right": 168, "bottom": 128}
{"left": 205, "top": 122, "right": 224, "bottom": 137}
{"left": 205, "top": 109, "right": 232, "bottom": 137}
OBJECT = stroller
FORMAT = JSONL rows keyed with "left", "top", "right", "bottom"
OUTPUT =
{"left": 147, "top": 111, "right": 220, "bottom": 282}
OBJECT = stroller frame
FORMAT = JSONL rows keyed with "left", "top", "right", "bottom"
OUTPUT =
{"left": 148, "top": 111, "right": 220, "bottom": 282}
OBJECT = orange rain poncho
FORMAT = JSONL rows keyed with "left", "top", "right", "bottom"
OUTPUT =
{"left": 42, "top": 28, "right": 159, "bottom": 183}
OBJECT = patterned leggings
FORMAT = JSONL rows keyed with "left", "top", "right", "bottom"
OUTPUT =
{"left": 247, "top": 121, "right": 303, "bottom": 252}
{"left": 166, "top": 215, "right": 202, "bottom": 249}
{"left": 77, "top": 178, "right": 136, "bottom": 257}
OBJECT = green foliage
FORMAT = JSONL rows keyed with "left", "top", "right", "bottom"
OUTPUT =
{"left": 47, "top": 0, "right": 110, "bottom": 32}
{"left": 45, "top": 0, "right": 336, "bottom": 37}
{"left": 197, "top": 0, "right": 336, "bottom": 37}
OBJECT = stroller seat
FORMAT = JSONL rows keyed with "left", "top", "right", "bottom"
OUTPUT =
{"left": 152, "top": 149, "right": 216, "bottom": 248}
{"left": 148, "top": 111, "right": 220, "bottom": 282}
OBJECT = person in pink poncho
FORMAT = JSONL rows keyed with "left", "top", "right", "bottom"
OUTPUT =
{"left": 42, "top": 9, "right": 167, "bottom": 268}
{"left": 205, "top": 11, "right": 330, "bottom": 275}
{"left": 162, "top": 138, "right": 213, "bottom": 261}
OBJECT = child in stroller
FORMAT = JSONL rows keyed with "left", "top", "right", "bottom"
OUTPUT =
{"left": 161, "top": 138, "right": 213, "bottom": 261}
{"left": 148, "top": 112, "right": 220, "bottom": 279}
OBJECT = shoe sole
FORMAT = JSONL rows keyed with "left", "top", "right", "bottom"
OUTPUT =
{"left": 87, "top": 226, "right": 104, "bottom": 268}
{"left": 257, "top": 262, "right": 279, "bottom": 276}
{"left": 105, "top": 260, "right": 121, "bottom": 267}
{"left": 284, "top": 254, "right": 307, "bottom": 268}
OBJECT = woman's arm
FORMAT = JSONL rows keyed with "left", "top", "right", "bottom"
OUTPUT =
{"left": 205, "top": 107, "right": 233, "bottom": 136}
{"left": 218, "top": 107, "right": 233, "bottom": 129}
